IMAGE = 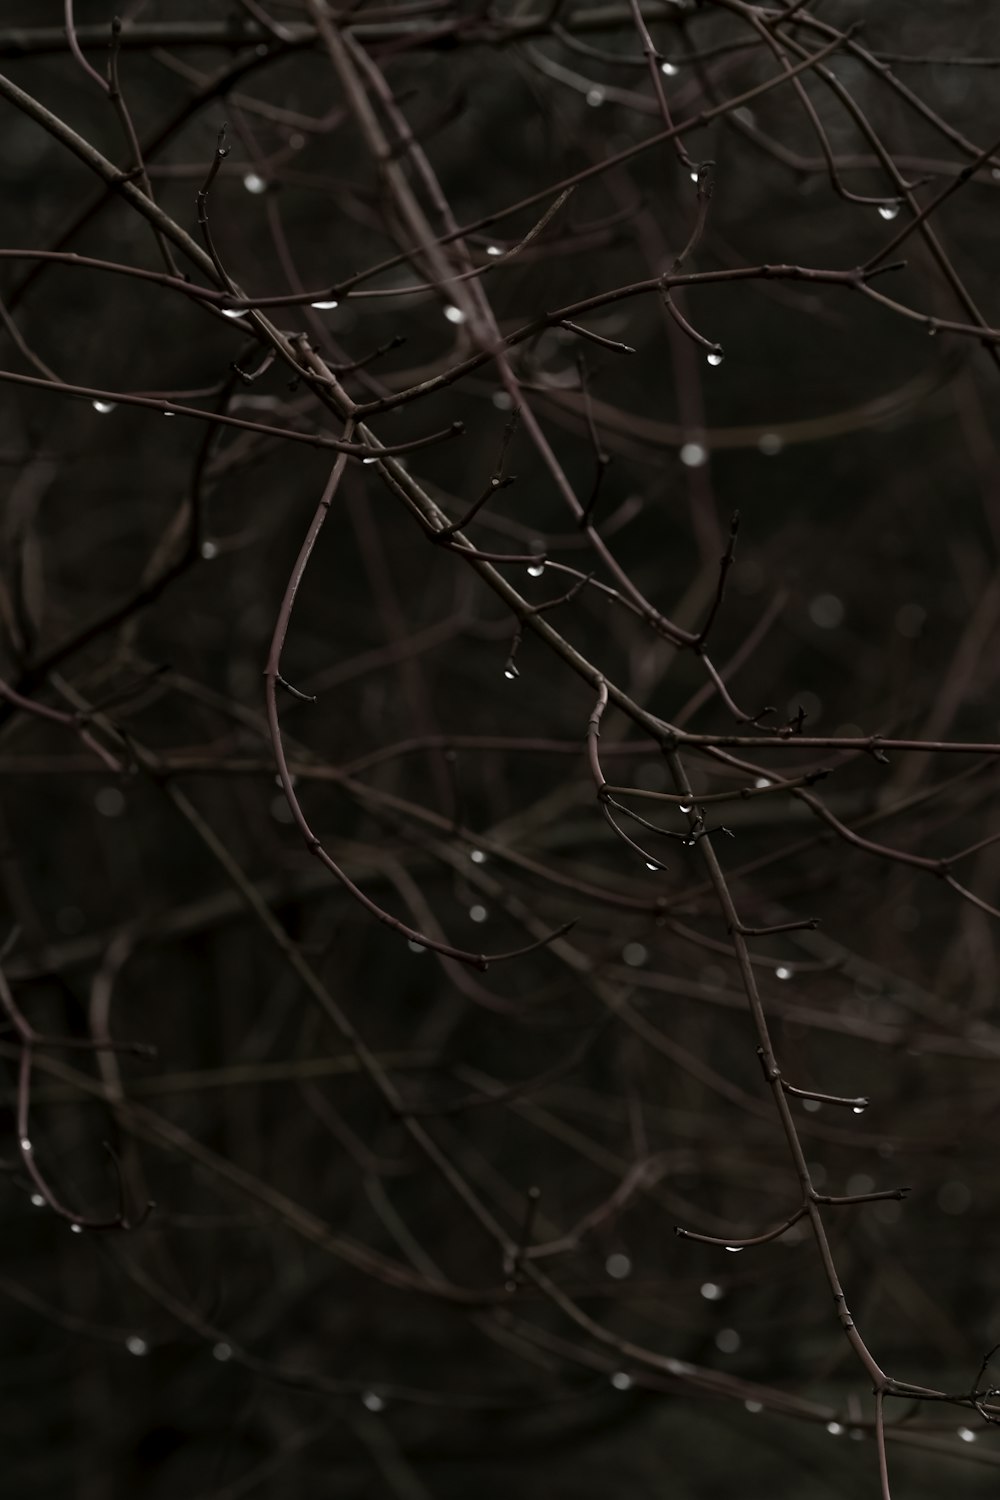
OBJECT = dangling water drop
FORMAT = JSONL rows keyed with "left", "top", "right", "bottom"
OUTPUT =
{"left": 221, "top": 307, "right": 248, "bottom": 319}
{"left": 775, "top": 966, "right": 792, "bottom": 980}
{"left": 661, "top": 60, "right": 679, "bottom": 77}
{"left": 444, "top": 304, "right": 465, "bottom": 324}
{"left": 826, "top": 1421, "right": 845, "bottom": 1436}
{"left": 586, "top": 88, "right": 605, "bottom": 108}
{"left": 645, "top": 861, "right": 659, "bottom": 872}
{"left": 878, "top": 202, "right": 900, "bottom": 221}
{"left": 125, "top": 1336, "right": 148, "bottom": 1357}
{"left": 610, "top": 1371, "right": 632, "bottom": 1391}
{"left": 30, "top": 1193, "right": 44, "bottom": 1208}
{"left": 310, "top": 299, "right": 338, "bottom": 310}
{"left": 70, "top": 1224, "right": 84, "bottom": 1234}
{"left": 92, "top": 400, "right": 116, "bottom": 414}
{"left": 527, "top": 562, "right": 545, "bottom": 578}
{"left": 486, "top": 245, "right": 503, "bottom": 257}
{"left": 852, "top": 1105, "right": 866, "bottom": 1115}
{"left": 362, "top": 1391, "right": 385, "bottom": 1412}
{"left": 707, "top": 350, "right": 724, "bottom": 367}
{"left": 503, "top": 667, "right": 518, "bottom": 680}
{"left": 679, "top": 803, "right": 692, "bottom": 813}
{"left": 243, "top": 172, "right": 266, "bottom": 194}
{"left": 725, "top": 1245, "right": 743, "bottom": 1253}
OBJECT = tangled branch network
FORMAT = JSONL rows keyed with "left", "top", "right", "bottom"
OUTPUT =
{"left": 2, "top": 2, "right": 1000, "bottom": 1494}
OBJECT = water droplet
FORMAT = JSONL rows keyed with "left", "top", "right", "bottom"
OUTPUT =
{"left": 200, "top": 540, "right": 218, "bottom": 560}
{"left": 660, "top": 60, "right": 678, "bottom": 77}
{"left": 94, "top": 787, "right": 125, "bottom": 818}
{"left": 826, "top": 1420, "right": 845, "bottom": 1436}
{"left": 503, "top": 667, "right": 518, "bottom": 680}
{"left": 70, "top": 1223, "right": 83, "bottom": 1234}
{"left": 362, "top": 457, "right": 378, "bottom": 465}
{"left": 91, "top": 399, "right": 116, "bottom": 414}
{"left": 622, "top": 942, "right": 648, "bottom": 968}
{"left": 469, "top": 904, "right": 487, "bottom": 924}
{"left": 407, "top": 940, "right": 426, "bottom": 953}
{"left": 707, "top": 350, "right": 724, "bottom": 367}
{"left": 645, "top": 861, "right": 660, "bottom": 872}
{"left": 527, "top": 563, "right": 545, "bottom": 577}
{"left": 30, "top": 1193, "right": 44, "bottom": 1208}
{"left": 757, "top": 433, "right": 783, "bottom": 456}
{"left": 610, "top": 1371, "right": 632, "bottom": 1390}
{"left": 754, "top": 777, "right": 771, "bottom": 789}
{"left": 878, "top": 202, "right": 900, "bottom": 220}
{"left": 852, "top": 1105, "right": 865, "bottom": 1115}
{"left": 362, "top": 1391, "right": 385, "bottom": 1412}
{"left": 715, "top": 1327, "right": 741, "bottom": 1353}
{"left": 469, "top": 849, "right": 487, "bottom": 865}
{"left": 895, "top": 603, "right": 925, "bottom": 639}
{"left": 162, "top": 409, "right": 175, "bottom": 418}
{"left": 744, "top": 1399, "right": 763, "bottom": 1413}
{"left": 724, "top": 1246, "right": 743, "bottom": 1255}
{"left": 310, "top": 299, "right": 338, "bottom": 310}
{"left": 809, "top": 594, "right": 844, "bottom": 629}
{"left": 938, "top": 1180, "right": 971, "bottom": 1214}
{"left": 19, "top": 1138, "right": 31, "bottom": 1153}
{"left": 486, "top": 245, "right": 503, "bottom": 257}
{"left": 958, "top": 1426, "right": 977, "bottom": 1443}
{"left": 803, "top": 1098, "right": 821, "bottom": 1113}
{"left": 690, "top": 170, "right": 699, "bottom": 183}
{"left": 679, "top": 442, "right": 707, "bottom": 468}
{"left": 775, "top": 966, "right": 792, "bottom": 981}
{"left": 125, "top": 1336, "right": 148, "bottom": 1357}
{"left": 270, "top": 794, "right": 294, "bottom": 825}
{"left": 243, "top": 172, "right": 266, "bottom": 194}
{"left": 212, "top": 1342, "right": 232, "bottom": 1362}
{"left": 606, "top": 1252, "right": 632, "bottom": 1280}
{"left": 679, "top": 803, "right": 692, "bottom": 813}
{"left": 700, "top": 1282, "right": 723, "bottom": 1301}
{"left": 443, "top": 304, "right": 465, "bottom": 324}
{"left": 492, "top": 391, "right": 513, "bottom": 410}
{"left": 586, "top": 88, "right": 605, "bottom": 108}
